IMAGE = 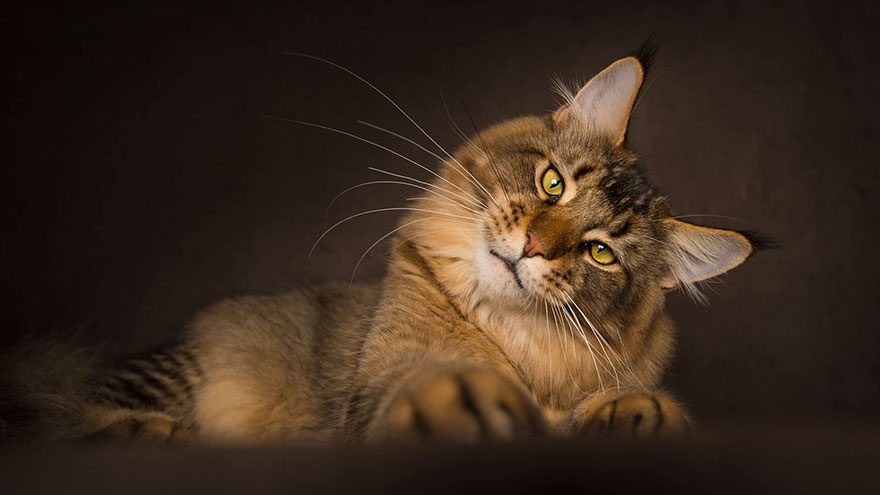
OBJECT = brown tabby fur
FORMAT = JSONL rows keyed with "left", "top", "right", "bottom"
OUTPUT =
{"left": 0, "top": 47, "right": 758, "bottom": 444}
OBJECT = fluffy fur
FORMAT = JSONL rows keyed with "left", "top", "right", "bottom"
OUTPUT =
{"left": 0, "top": 48, "right": 758, "bottom": 444}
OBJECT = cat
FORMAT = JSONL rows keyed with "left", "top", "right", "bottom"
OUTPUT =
{"left": 0, "top": 44, "right": 762, "bottom": 444}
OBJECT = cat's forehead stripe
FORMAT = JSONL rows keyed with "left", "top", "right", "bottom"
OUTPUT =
{"left": 517, "top": 147, "right": 545, "bottom": 157}
{"left": 609, "top": 217, "right": 633, "bottom": 238}
{"left": 572, "top": 165, "right": 594, "bottom": 181}
{"left": 599, "top": 161, "right": 656, "bottom": 215}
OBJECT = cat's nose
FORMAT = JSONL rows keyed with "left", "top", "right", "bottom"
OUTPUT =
{"left": 523, "top": 231, "right": 547, "bottom": 258}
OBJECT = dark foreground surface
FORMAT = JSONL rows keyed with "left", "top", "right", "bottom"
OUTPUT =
{"left": 2, "top": 422, "right": 878, "bottom": 494}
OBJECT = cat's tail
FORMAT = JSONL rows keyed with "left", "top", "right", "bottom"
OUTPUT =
{"left": 1, "top": 338, "right": 202, "bottom": 444}
{"left": 0, "top": 338, "right": 101, "bottom": 443}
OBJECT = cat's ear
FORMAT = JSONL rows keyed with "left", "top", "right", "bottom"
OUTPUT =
{"left": 658, "top": 218, "right": 754, "bottom": 293}
{"left": 553, "top": 56, "right": 645, "bottom": 145}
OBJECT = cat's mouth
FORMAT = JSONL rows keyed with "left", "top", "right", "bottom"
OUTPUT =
{"left": 489, "top": 250, "right": 525, "bottom": 290}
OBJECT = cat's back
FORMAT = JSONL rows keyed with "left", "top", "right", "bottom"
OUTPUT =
{"left": 184, "top": 282, "right": 381, "bottom": 441}
{"left": 188, "top": 282, "right": 380, "bottom": 347}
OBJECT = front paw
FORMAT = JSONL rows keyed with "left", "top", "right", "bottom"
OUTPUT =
{"left": 369, "top": 367, "right": 546, "bottom": 442}
{"left": 574, "top": 391, "right": 690, "bottom": 438}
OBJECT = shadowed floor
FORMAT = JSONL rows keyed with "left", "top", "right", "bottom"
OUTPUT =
{"left": 2, "top": 422, "right": 879, "bottom": 494}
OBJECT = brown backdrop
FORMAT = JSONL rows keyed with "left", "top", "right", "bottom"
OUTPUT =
{"left": 1, "top": 0, "right": 878, "bottom": 425}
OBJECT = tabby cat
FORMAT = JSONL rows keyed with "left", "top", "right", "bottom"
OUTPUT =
{"left": 1, "top": 46, "right": 761, "bottom": 444}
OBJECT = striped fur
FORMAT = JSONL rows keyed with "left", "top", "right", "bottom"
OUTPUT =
{"left": 92, "top": 346, "right": 201, "bottom": 424}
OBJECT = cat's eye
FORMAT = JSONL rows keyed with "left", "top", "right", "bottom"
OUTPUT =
{"left": 541, "top": 167, "right": 564, "bottom": 197}
{"left": 588, "top": 242, "right": 617, "bottom": 265}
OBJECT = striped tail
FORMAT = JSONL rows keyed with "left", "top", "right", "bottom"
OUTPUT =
{"left": 85, "top": 344, "right": 203, "bottom": 443}
{"left": 1, "top": 339, "right": 202, "bottom": 444}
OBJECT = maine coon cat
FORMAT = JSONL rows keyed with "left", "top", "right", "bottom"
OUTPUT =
{"left": 1, "top": 45, "right": 761, "bottom": 443}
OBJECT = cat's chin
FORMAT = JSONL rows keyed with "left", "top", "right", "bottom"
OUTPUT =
{"left": 472, "top": 247, "right": 536, "bottom": 308}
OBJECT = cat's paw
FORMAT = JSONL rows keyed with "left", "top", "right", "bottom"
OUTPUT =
{"left": 85, "top": 414, "right": 192, "bottom": 445}
{"left": 574, "top": 391, "right": 690, "bottom": 438}
{"left": 370, "top": 367, "right": 546, "bottom": 442}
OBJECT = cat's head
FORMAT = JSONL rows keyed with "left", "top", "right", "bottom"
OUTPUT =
{"left": 404, "top": 49, "right": 758, "bottom": 325}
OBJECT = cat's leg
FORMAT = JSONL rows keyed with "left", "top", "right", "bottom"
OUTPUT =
{"left": 564, "top": 389, "right": 691, "bottom": 438}
{"left": 357, "top": 363, "right": 547, "bottom": 442}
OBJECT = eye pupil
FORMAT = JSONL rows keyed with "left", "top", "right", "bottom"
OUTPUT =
{"left": 588, "top": 242, "right": 616, "bottom": 265}
{"left": 541, "top": 167, "right": 564, "bottom": 198}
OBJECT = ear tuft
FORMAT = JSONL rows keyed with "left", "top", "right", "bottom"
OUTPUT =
{"left": 736, "top": 229, "right": 780, "bottom": 252}
{"left": 630, "top": 35, "right": 659, "bottom": 77}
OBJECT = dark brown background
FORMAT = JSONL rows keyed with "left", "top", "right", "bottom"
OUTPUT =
{"left": 1, "top": 0, "right": 878, "bottom": 430}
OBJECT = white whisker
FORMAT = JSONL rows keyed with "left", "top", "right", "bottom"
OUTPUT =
{"left": 368, "top": 167, "right": 485, "bottom": 211}
{"left": 349, "top": 218, "right": 433, "bottom": 289}
{"left": 326, "top": 180, "right": 416, "bottom": 216}
{"left": 562, "top": 294, "right": 619, "bottom": 389}
{"left": 404, "top": 196, "right": 483, "bottom": 216}
{"left": 284, "top": 53, "right": 493, "bottom": 208}
{"left": 543, "top": 301, "right": 553, "bottom": 379}
{"left": 309, "top": 207, "right": 480, "bottom": 259}
{"left": 357, "top": 120, "right": 496, "bottom": 208}
{"left": 391, "top": 225, "right": 487, "bottom": 254}
{"left": 549, "top": 302, "right": 586, "bottom": 394}
{"left": 265, "top": 116, "right": 486, "bottom": 210}
{"left": 438, "top": 86, "right": 471, "bottom": 144}
{"left": 557, "top": 301, "right": 604, "bottom": 391}
{"left": 566, "top": 293, "right": 646, "bottom": 390}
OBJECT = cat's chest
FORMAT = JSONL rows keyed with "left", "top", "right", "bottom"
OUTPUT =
{"left": 472, "top": 306, "right": 605, "bottom": 408}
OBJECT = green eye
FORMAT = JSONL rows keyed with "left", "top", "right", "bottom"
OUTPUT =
{"left": 541, "top": 167, "right": 564, "bottom": 196}
{"left": 589, "top": 242, "right": 616, "bottom": 265}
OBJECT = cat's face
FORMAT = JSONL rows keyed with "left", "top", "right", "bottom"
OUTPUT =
{"left": 409, "top": 54, "right": 755, "bottom": 323}
{"left": 463, "top": 116, "right": 664, "bottom": 317}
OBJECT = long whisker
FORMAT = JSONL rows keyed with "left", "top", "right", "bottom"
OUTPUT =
{"left": 562, "top": 301, "right": 616, "bottom": 382}
{"left": 349, "top": 218, "right": 433, "bottom": 289}
{"left": 543, "top": 301, "right": 553, "bottom": 382}
{"left": 392, "top": 225, "right": 488, "bottom": 254}
{"left": 438, "top": 83, "right": 470, "bottom": 143}
{"left": 437, "top": 86, "right": 505, "bottom": 212}
{"left": 557, "top": 300, "right": 605, "bottom": 390}
{"left": 563, "top": 296, "right": 620, "bottom": 390}
{"left": 457, "top": 94, "right": 512, "bottom": 205}
{"left": 265, "top": 116, "right": 486, "bottom": 210}
{"left": 404, "top": 196, "right": 483, "bottom": 216}
{"left": 549, "top": 302, "right": 585, "bottom": 394}
{"left": 569, "top": 293, "right": 623, "bottom": 344}
{"left": 566, "top": 293, "right": 646, "bottom": 390}
{"left": 356, "top": 120, "right": 445, "bottom": 160}
{"left": 357, "top": 120, "right": 495, "bottom": 208}
{"left": 366, "top": 167, "right": 484, "bottom": 211}
{"left": 549, "top": 302, "right": 566, "bottom": 355}
{"left": 284, "top": 53, "right": 487, "bottom": 205}
{"left": 309, "top": 207, "right": 480, "bottom": 259}
{"left": 326, "top": 180, "right": 417, "bottom": 217}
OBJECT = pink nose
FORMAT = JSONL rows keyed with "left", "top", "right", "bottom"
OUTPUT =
{"left": 523, "top": 231, "right": 547, "bottom": 258}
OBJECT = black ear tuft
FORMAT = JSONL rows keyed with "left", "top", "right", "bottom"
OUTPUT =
{"left": 737, "top": 229, "right": 780, "bottom": 253}
{"left": 630, "top": 34, "right": 659, "bottom": 77}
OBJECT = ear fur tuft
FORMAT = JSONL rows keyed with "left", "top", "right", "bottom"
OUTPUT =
{"left": 736, "top": 229, "right": 779, "bottom": 253}
{"left": 629, "top": 34, "right": 659, "bottom": 78}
